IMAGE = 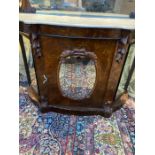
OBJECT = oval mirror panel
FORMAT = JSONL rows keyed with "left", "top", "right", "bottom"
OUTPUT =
{"left": 58, "top": 49, "right": 97, "bottom": 100}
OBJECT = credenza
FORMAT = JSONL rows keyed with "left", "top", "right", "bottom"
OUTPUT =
{"left": 19, "top": 8, "right": 134, "bottom": 117}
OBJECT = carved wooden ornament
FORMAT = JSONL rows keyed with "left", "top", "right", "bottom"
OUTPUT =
{"left": 115, "top": 36, "right": 129, "bottom": 63}
{"left": 30, "top": 33, "right": 41, "bottom": 57}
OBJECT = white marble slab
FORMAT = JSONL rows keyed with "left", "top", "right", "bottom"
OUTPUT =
{"left": 19, "top": 12, "right": 135, "bottom": 30}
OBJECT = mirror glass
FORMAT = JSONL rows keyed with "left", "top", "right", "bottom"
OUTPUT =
{"left": 29, "top": 0, "right": 135, "bottom": 16}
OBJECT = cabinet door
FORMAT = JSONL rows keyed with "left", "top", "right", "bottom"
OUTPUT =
{"left": 38, "top": 36, "right": 117, "bottom": 108}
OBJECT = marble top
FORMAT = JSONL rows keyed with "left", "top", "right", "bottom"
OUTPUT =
{"left": 19, "top": 11, "right": 135, "bottom": 30}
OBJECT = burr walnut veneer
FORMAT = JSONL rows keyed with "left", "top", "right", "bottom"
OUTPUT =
{"left": 19, "top": 12, "right": 134, "bottom": 117}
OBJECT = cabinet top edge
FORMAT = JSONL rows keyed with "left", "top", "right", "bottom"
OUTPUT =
{"left": 19, "top": 13, "right": 135, "bottom": 30}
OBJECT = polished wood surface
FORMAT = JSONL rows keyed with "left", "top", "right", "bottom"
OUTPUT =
{"left": 19, "top": 0, "right": 36, "bottom": 13}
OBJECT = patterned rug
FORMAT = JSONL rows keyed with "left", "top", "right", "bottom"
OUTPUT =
{"left": 19, "top": 77, "right": 135, "bottom": 155}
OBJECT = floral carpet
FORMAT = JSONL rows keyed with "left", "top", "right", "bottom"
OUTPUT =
{"left": 19, "top": 77, "right": 135, "bottom": 155}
